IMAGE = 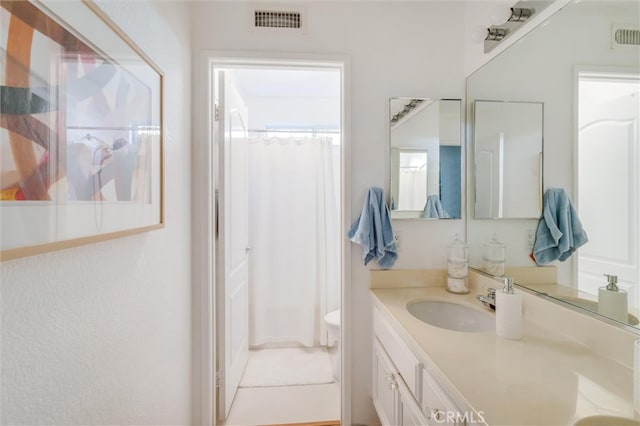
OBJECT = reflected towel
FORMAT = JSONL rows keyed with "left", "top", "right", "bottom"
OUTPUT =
{"left": 347, "top": 187, "right": 397, "bottom": 269}
{"left": 531, "top": 188, "right": 588, "bottom": 265}
{"left": 421, "top": 195, "right": 450, "bottom": 219}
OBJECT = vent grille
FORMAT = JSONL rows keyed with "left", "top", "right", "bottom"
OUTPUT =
{"left": 254, "top": 10, "right": 301, "bottom": 29}
{"left": 614, "top": 28, "right": 640, "bottom": 45}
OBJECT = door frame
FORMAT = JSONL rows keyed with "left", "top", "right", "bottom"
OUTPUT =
{"left": 193, "top": 51, "right": 351, "bottom": 426}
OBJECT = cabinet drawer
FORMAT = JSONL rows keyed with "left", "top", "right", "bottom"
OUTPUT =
{"left": 374, "top": 307, "right": 422, "bottom": 400}
{"left": 421, "top": 368, "right": 464, "bottom": 426}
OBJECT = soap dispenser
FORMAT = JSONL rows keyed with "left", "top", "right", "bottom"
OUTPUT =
{"left": 496, "top": 277, "right": 522, "bottom": 340}
{"left": 597, "top": 274, "right": 628, "bottom": 323}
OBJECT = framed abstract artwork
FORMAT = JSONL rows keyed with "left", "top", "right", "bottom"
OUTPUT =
{"left": 1, "top": 0, "right": 164, "bottom": 260}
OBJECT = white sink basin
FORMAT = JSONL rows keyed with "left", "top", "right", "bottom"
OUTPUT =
{"left": 407, "top": 300, "right": 494, "bottom": 332}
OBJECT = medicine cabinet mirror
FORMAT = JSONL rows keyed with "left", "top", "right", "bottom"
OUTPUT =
{"left": 473, "top": 100, "right": 543, "bottom": 219}
{"left": 389, "top": 98, "right": 462, "bottom": 220}
{"left": 466, "top": 0, "right": 640, "bottom": 330}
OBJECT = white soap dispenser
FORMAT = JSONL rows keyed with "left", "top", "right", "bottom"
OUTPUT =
{"left": 496, "top": 277, "right": 522, "bottom": 340}
{"left": 597, "top": 274, "right": 628, "bottom": 323}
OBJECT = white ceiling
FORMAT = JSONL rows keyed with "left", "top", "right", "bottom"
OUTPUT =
{"left": 232, "top": 68, "right": 341, "bottom": 99}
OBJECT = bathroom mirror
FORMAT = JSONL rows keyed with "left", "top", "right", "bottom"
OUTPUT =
{"left": 473, "top": 100, "right": 543, "bottom": 219}
{"left": 389, "top": 98, "right": 462, "bottom": 219}
{"left": 466, "top": 0, "right": 640, "bottom": 330}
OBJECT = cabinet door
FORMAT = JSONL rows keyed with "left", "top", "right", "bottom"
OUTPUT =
{"left": 373, "top": 339, "right": 399, "bottom": 425}
{"left": 374, "top": 307, "right": 422, "bottom": 399}
{"left": 397, "top": 376, "right": 429, "bottom": 426}
{"left": 422, "top": 369, "right": 464, "bottom": 426}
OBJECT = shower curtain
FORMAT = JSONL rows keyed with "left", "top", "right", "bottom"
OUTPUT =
{"left": 398, "top": 166, "right": 427, "bottom": 210}
{"left": 247, "top": 136, "right": 340, "bottom": 348}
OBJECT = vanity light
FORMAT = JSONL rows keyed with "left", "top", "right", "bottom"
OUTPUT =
{"left": 485, "top": 28, "right": 507, "bottom": 41}
{"left": 508, "top": 7, "right": 532, "bottom": 23}
{"left": 483, "top": 1, "right": 551, "bottom": 53}
{"left": 390, "top": 99, "right": 424, "bottom": 124}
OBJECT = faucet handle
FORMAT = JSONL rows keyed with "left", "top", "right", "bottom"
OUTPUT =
{"left": 487, "top": 288, "right": 496, "bottom": 297}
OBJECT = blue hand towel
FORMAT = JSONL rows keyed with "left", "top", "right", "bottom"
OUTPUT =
{"left": 421, "top": 195, "right": 450, "bottom": 219}
{"left": 347, "top": 187, "right": 397, "bottom": 269}
{"left": 531, "top": 188, "right": 588, "bottom": 265}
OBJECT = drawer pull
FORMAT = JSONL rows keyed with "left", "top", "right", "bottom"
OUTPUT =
{"left": 425, "top": 406, "right": 444, "bottom": 420}
{"left": 386, "top": 373, "right": 398, "bottom": 390}
{"left": 431, "top": 408, "right": 445, "bottom": 422}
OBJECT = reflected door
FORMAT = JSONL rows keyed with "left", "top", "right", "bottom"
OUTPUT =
{"left": 577, "top": 73, "right": 640, "bottom": 313}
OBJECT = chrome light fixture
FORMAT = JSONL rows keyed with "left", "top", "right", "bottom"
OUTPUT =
{"left": 485, "top": 28, "right": 507, "bottom": 41}
{"left": 390, "top": 99, "right": 424, "bottom": 124}
{"left": 508, "top": 7, "right": 532, "bottom": 22}
{"left": 484, "top": 1, "right": 552, "bottom": 53}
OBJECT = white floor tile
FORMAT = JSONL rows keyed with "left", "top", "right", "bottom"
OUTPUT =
{"left": 222, "top": 383, "right": 340, "bottom": 426}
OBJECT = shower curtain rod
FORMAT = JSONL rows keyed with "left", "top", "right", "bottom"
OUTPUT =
{"left": 248, "top": 129, "right": 340, "bottom": 134}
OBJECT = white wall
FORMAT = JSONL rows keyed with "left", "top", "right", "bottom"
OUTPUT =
{"left": 0, "top": 1, "right": 193, "bottom": 424}
{"left": 191, "top": 2, "right": 466, "bottom": 424}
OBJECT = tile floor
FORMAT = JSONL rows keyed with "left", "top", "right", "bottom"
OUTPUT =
{"left": 222, "top": 347, "right": 340, "bottom": 426}
{"left": 222, "top": 382, "right": 340, "bottom": 426}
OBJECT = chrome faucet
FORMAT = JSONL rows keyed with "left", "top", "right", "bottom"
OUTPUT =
{"left": 476, "top": 288, "right": 496, "bottom": 311}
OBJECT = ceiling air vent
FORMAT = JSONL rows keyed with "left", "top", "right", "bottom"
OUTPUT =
{"left": 612, "top": 25, "right": 640, "bottom": 49}
{"left": 255, "top": 10, "right": 301, "bottom": 29}
{"left": 249, "top": 4, "right": 306, "bottom": 34}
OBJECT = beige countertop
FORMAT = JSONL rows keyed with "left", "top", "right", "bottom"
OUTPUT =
{"left": 371, "top": 286, "right": 639, "bottom": 426}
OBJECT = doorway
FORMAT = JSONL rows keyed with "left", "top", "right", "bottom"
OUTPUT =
{"left": 210, "top": 58, "right": 346, "bottom": 426}
{"left": 576, "top": 71, "right": 640, "bottom": 317}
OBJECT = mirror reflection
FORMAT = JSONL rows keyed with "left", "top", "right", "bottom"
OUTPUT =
{"left": 393, "top": 149, "right": 428, "bottom": 211}
{"left": 389, "top": 98, "right": 462, "bottom": 219}
{"left": 473, "top": 100, "right": 543, "bottom": 219}
{"left": 466, "top": 0, "right": 640, "bottom": 329}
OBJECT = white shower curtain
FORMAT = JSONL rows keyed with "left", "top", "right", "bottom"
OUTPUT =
{"left": 248, "top": 136, "right": 340, "bottom": 348}
{"left": 398, "top": 167, "right": 427, "bottom": 210}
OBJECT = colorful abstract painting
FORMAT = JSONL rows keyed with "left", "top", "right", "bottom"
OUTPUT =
{"left": 0, "top": 0, "right": 163, "bottom": 260}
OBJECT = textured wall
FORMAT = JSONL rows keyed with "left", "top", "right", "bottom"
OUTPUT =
{"left": 1, "top": 1, "right": 193, "bottom": 424}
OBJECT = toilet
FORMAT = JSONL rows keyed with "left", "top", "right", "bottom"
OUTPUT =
{"left": 324, "top": 309, "right": 341, "bottom": 381}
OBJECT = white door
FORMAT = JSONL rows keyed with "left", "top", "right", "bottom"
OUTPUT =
{"left": 216, "top": 70, "right": 250, "bottom": 420}
{"left": 577, "top": 73, "right": 640, "bottom": 311}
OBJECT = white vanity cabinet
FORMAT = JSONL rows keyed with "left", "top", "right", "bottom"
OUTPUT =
{"left": 373, "top": 305, "right": 468, "bottom": 426}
